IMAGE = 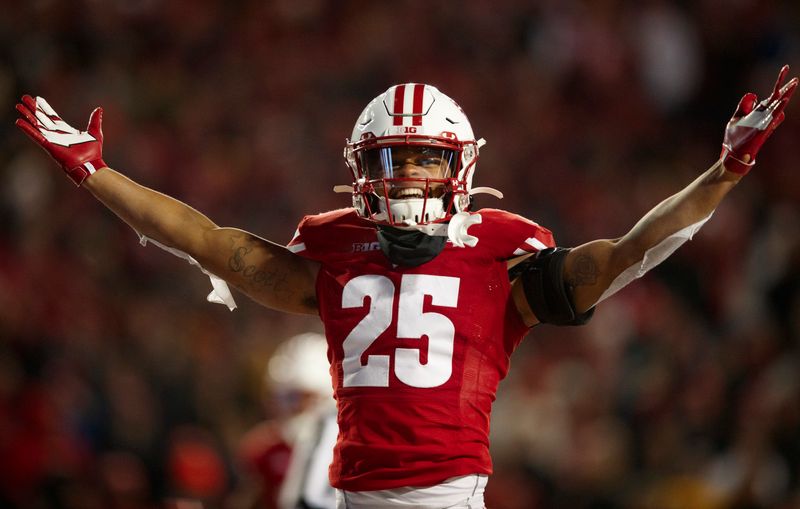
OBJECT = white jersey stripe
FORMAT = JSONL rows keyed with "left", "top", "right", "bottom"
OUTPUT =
{"left": 288, "top": 242, "right": 306, "bottom": 253}
{"left": 511, "top": 237, "right": 548, "bottom": 257}
{"left": 524, "top": 237, "right": 548, "bottom": 251}
{"left": 287, "top": 229, "right": 305, "bottom": 253}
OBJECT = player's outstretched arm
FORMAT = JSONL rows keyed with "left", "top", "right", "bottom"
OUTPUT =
{"left": 83, "top": 170, "right": 319, "bottom": 314}
{"left": 15, "top": 95, "right": 319, "bottom": 314}
{"left": 563, "top": 65, "right": 797, "bottom": 314}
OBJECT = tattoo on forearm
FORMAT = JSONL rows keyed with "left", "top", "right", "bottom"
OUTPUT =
{"left": 566, "top": 254, "right": 599, "bottom": 288}
{"left": 228, "top": 245, "right": 251, "bottom": 272}
{"left": 227, "top": 234, "right": 295, "bottom": 300}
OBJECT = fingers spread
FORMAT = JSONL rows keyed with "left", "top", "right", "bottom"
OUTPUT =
{"left": 779, "top": 77, "right": 798, "bottom": 102}
{"left": 34, "top": 105, "right": 58, "bottom": 130}
{"left": 771, "top": 81, "right": 798, "bottom": 120}
{"left": 15, "top": 118, "right": 47, "bottom": 145}
{"left": 772, "top": 97, "right": 790, "bottom": 119}
{"left": 21, "top": 95, "right": 37, "bottom": 111}
{"left": 770, "top": 65, "right": 790, "bottom": 101}
{"left": 28, "top": 96, "right": 81, "bottom": 134}
{"left": 16, "top": 103, "right": 38, "bottom": 126}
{"left": 36, "top": 96, "right": 61, "bottom": 119}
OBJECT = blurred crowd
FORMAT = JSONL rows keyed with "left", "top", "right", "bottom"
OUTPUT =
{"left": 1, "top": 0, "right": 799, "bottom": 508}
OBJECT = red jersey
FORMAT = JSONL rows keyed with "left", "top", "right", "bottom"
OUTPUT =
{"left": 287, "top": 208, "right": 554, "bottom": 491}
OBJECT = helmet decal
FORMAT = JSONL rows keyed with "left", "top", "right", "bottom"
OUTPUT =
{"left": 390, "top": 84, "right": 434, "bottom": 126}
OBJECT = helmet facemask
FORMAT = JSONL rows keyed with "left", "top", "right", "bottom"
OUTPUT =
{"left": 353, "top": 140, "right": 472, "bottom": 226}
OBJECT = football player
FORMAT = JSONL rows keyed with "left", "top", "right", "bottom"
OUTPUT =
{"left": 15, "top": 66, "right": 797, "bottom": 509}
{"left": 238, "top": 332, "right": 337, "bottom": 509}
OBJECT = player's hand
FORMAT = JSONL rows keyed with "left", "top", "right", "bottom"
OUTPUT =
{"left": 15, "top": 95, "right": 107, "bottom": 186}
{"left": 721, "top": 65, "right": 798, "bottom": 175}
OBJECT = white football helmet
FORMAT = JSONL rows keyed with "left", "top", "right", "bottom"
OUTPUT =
{"left": 267, "top": 332, "right": 332, "bottom": 399}
{"left": 343, "top": 83, "right": 488, "bottom": 227}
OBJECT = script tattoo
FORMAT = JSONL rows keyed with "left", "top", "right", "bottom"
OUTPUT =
{"left": 227, "top": 234, "right": 295, "bottom": 300}
{"left": 566, "top": 254, "right": 599, "bottom": 288}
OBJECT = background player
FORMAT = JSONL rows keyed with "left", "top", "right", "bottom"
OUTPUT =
{"left": 237, "top": 332, "right": 337, "bottom": 509}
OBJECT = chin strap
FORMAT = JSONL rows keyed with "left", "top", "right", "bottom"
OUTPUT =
{"left": 376, "top": 210, "right": 486, "bottom": 266}
{"left": 333, "top": 183, "right": 492, "bottom": 252}
{"left": 376, "top": 226, "right": 447, "bottom": 267}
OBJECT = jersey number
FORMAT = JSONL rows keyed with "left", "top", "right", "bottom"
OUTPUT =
{"left": 341, "top": 274, "right": 460, "bottom": 388}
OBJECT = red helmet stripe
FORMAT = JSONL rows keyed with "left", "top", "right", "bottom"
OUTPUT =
{"left": 412, "top": 84, "right": 424, "bottom": 126}
{"left": 392, "top": 84, "right": 406, "bottom": 126}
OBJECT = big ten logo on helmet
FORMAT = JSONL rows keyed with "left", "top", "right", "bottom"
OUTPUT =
{"left": 353, "top": 241, "right": 381, "bottom": 252}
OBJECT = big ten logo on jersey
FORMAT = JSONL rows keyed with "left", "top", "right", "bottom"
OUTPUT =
{"left": 353, "top": 241, "right": 381, "bottom": 252}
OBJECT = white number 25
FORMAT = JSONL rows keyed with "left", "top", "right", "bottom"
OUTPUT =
{"left": 341, "top": 274, "right": 460, "bottom": 388}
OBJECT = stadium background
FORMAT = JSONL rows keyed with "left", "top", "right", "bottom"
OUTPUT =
{"left": 1, "top": 1, "right": 799, "bottom": 507}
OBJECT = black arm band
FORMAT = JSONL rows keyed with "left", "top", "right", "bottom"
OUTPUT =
{"left": 509, "top": 247, "right": 595, "bottom": 326}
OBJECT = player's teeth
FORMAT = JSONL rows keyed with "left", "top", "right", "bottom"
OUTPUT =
{"left": 397, "top": 188, "right": 423, "bottom": 198}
